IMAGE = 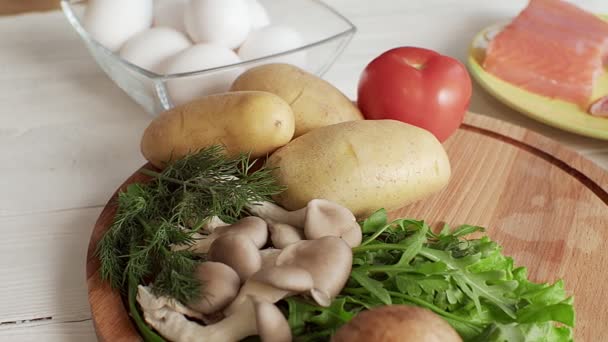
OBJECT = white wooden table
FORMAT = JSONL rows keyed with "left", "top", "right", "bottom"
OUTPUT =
{"left": 0, "top": 1, "right": 606, "bottom": 340}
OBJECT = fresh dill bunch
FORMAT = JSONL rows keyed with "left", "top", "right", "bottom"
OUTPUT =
{"left": 96, "top": 145, "right": 284, "bottom": 302}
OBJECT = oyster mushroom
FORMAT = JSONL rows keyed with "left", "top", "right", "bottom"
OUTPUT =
{"left": 138, "top": 235, "right": 354, "bottom": 342}
{"left": 304, "top": 199, "right": 362, "bottom": 248}
{"left": 208, "top": 234, "right": 263, "bottom": 282}
{"left": 137, "top": 285, "right": 203, "bottom": 320}
{"left": 269, "top": 222, "right": 305, "bottom": 248}
{"left": 247, "top": 201, "right": 307, "bottom": 228}
{"left": 276, "top": 236, "right": 353, "bottom": 307}
{"left": 187, "top": 262, "right": 240, "bottom": 314}
{"left": 138, "top": 264, "right": 315, "bottom": 342}
{"left": 178, "top": 216, "right": 268, "bottom": 254}
{"left": 254, "top": 299, "right": 292, "bottom": 342}
{"left": 202, "top": 215, "right": 229, "bottom": 233}
{"left": 260, "top": 248, "right": 282, "bottom": 268}
{"left": 250, "top": 199, "right": 362, "bottom": 248}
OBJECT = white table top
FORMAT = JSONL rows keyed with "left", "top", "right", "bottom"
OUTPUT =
{"left": 0, "top": 1, "right": 606, "bottom": 340}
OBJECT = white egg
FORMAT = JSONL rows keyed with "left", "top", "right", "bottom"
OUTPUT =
{"left": 119, "top": 27, "right": 191, "bottom": 74}
{"left": 154, "top": 0, "right": 188, "bottom": 33}
{"left": 164, "top": 44, "right": 242, "bottom": 105}
{"left": 238, "top": 26, "right": 306, "bottom": 68}
{"left": 83, "top": 0, "right": 153, "bottom": 51}
{"left": 245, "top": 0, "right": 270, "bottom": 29}
{"left": 184, "top": 0, "right": 251, "bottom": 49}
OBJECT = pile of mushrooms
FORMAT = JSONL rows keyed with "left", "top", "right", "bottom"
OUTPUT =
{"left": 137, "top": 199, "right": 362, "bottom": 342}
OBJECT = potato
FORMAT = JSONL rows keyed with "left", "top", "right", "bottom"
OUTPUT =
{"left": 141, "top": 91, "right": 295, "bottom": 168}
{"left": 332, "top": 305, "right": 462, "bottom": 342}
{"left": 267, "top": 120, "right": 451, "bottom": 217}
{"left": 230, "top": 63, "right": 363, "bottom": 137}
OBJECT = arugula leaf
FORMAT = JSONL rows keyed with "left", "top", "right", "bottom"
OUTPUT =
{"left": 288, "top": 209, "right": 574, "bottom": 342}
{"left": 473, "top": 322, "right": 573, "bottom": 342}
{"left": 421, "top": 247, "right": 518, "bottom": 318}
{"left": 395, "top": 221, "right": 428, "bottom": 266}
{"left": 360, "top": 208, "right": 387, "bottom": 233}
{"left": 350, "top": 270, "right": 392, "bottom": 305}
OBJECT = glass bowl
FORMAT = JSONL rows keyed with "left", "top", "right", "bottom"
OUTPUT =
{"left": 61, "top": 0, "right": 356, "bottom": 115}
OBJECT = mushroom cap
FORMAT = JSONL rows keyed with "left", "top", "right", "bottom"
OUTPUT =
{"left": 252, "top": 265, "right": 314, "bottom": 292}
{"left": 304, "top": 199, "right": 362, "bottom": 247}
{"left": 260, "top": 248, "right": 281, "bottom": 268}
{"left": 340, "top": 222, "right": 363, "bottom": 248}
{"left": 269, "top": 222, "right": 305, "bottom": 249}
{"left": 216, "top": 216, "right": 268, "bottom": 248}
{"left": 331, "top": 305, "right": 462, "bottom": 342}
{"left": 254, "top": 299, "right": 292, "bottom": 342}
{"left": 276, "top": 236, "right": 352, "bottom": 306}
{"left": 188, "top": 262, "right": 241, "bottom": 314}
{"left": 208, "top": 234, "right": 262, "bottom": 282}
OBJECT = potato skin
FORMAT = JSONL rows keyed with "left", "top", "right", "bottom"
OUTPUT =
{"left": 332, "top": 305, "right": 462, "bottom": 342}
{"left": 230, "top": 63, "right": 363, "bottom": 137}
{"left": 141, "top": 91, "right": 295, "bottom": 168}
{"left": 267, "top": 120, "right": 451, "bottom": 218}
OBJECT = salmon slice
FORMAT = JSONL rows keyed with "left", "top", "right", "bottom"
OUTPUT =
{"left": 483, "top": 0, "right": 608, "bottom": 108}
{"left": 516, "top": 0, "right": 608, "bottom": 51}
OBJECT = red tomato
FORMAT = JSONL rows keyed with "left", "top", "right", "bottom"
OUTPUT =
{"left": 357, "top": 47, "right": 472, "bottom": 142}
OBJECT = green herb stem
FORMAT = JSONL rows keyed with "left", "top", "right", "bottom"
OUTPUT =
{"left": 352, "top": 243, "right": 409, "bottom": 254}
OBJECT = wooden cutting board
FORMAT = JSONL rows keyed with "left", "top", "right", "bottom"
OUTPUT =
{"left": 87, "top": 113, "right": 608, "bottom": 342}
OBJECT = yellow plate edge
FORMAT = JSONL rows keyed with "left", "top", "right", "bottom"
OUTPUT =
{"left": 467, "top": 15, "right": 608, "bottom": 141}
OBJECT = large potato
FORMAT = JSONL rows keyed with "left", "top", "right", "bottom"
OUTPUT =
{"left": 141, "top": 91, "right": 294, "bottom": 168}
{"left": 267, "top": 120, "right": 451, "bottom": 217}
{"left": 230, "top": 63, "right": 363, "bottom": 137}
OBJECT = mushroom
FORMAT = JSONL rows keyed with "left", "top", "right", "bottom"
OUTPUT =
{"left": 137, "top": 285, "right": 203, "bottom": 320}
{"left": 260, "top": 248, "right": 282, "bottom": 268}
{"left": 139, "top": 289, "right": 259, "bottom": 342}
{"left": 138, "top": 263, "right": 314, "bottom": 342}
{"left": 276, "top": 236, "right": 353, "bottom": 307}
{"left": 187, "top": 262, "right": 240, "bottom": 314}
{"left": 247, "top": 201, "right": 307, "bottom": 228}
{"left": 250, "top": 199, "right": 362, "bottom": 248}
{"left": 331, "top": 305, "right": 462, "bottom": 342}
{"left": 254, "top": 298, "right": 292, "bottom": 342}
{"left": 181, "top": 216, "right": 268, "bottom": 254}
{"left": 138, "top": 237, "right": 354, "bottom": 341}
{"left": 208, "top": 234, "right": 263, "bottom": 282}
{"left": 269, "top": 222, "right": 305, "bottom": 248}
{"left": 202, "top": 215, "right": 229, "bottom": 233}
{"left": 304, "top": 199, "right": 362, "bottom": 248}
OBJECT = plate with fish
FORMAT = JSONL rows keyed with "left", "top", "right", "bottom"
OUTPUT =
{"left": 468, "top": 0, "right": 608, "bottom": 140}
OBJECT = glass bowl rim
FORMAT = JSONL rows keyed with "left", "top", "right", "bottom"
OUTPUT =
{"left": 60, "top": 0, "right": 357, "bottom": 81}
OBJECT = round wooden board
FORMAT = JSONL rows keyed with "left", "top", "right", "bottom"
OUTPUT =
{"left": 87, "top": 113, "right": 608, "bottom": 342}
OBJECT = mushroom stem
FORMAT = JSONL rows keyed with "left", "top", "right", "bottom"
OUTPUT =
{"left": 140, "top": 290, "right": 258, "bottom": 342}
{"left": 254, "top": 299, "right": 292, "bottom": 342}
{"left": 137, "top": 286, "right": 203, "bottom": 320}
{"left": 248, "top": 201, "right": 307, "bottom": 228}
{"left": 138, "top": 282, "right": 291, "bottom": 342}
{"left": 202, "top": 216, "right": 229, "bottom": 233}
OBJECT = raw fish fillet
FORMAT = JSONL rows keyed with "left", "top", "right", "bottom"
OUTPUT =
{"left": 483, "top": 0, "right": 608, "bottom": 107}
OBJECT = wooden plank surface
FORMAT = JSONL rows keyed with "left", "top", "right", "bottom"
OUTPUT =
{"left": 88, "top": 113, "right": 608, "bottom": 342}
{"left": 0, "top": 1, "right": 606, "bottom": 341}
{"left": 0, "top": 320, "right": 96, "bottom": 342}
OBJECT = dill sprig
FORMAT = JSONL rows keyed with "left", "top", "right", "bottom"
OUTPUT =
{"left": 96, "top": 146, "right": 284, "bottom": 304}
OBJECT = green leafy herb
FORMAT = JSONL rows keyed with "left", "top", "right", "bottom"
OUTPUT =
{"left": 288, "top": 210, "right": 574, "bottom": 342}
{"left": 96, "top": 146, "right": 283, "bottom": 304}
